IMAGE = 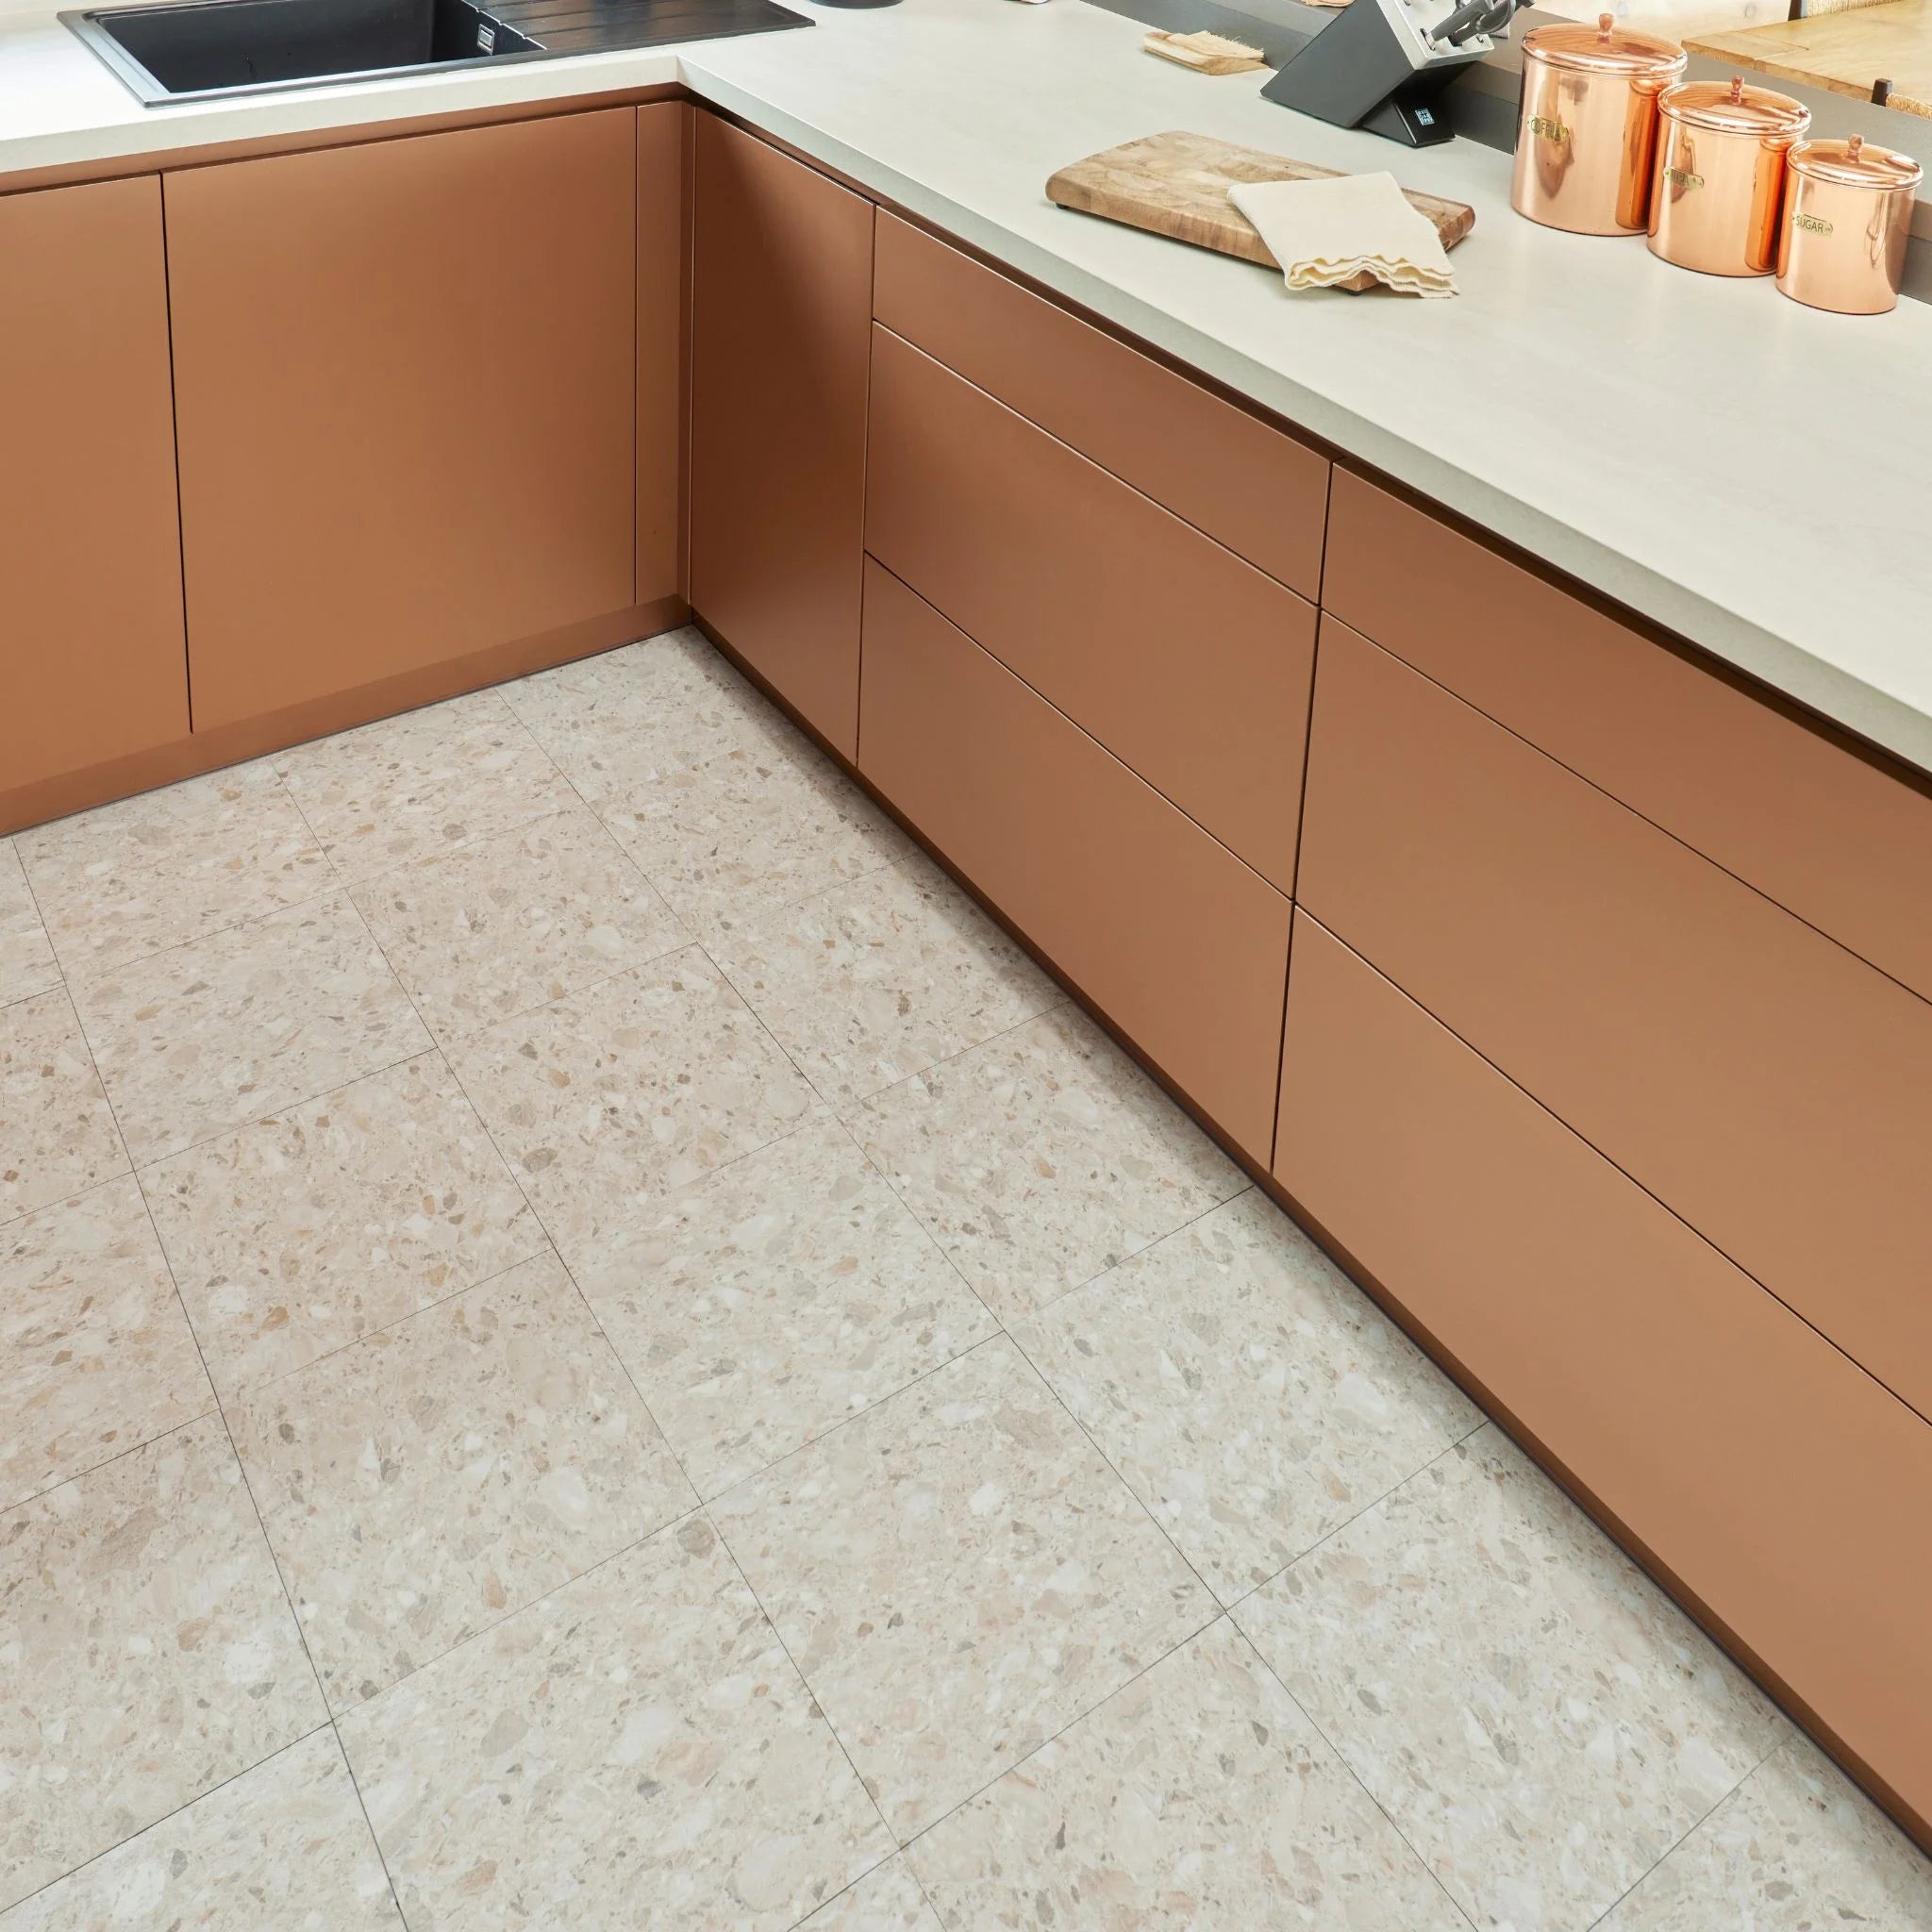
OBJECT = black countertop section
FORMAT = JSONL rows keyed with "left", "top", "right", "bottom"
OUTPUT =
{"left": 509, "top": 0, "right": 810, "bottom": 55}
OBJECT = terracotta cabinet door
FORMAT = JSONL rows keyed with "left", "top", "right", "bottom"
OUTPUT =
{"left": 860, "top": 560, "right": 1291, "bottom": 1162}
{"left": 689, "top": 113, "right": 874, "bottom": 760}
{"left": 1275, "top": 911, "right": 1932, "bottom": 1838}
{"left": 165, "top": 108, "right": 638, "bottom": 732}
{"left": 638, "top": 102, "right": 689, "bottom": 608}
{"left": 0, "top": 176, "right": 187, "bottom": 798}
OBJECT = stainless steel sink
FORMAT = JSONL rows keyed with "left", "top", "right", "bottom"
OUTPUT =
{"left": 62, "top": 0, "right": 811, "bottom": 105}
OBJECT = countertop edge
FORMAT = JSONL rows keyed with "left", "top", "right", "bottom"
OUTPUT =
{"left": 6, "top": 5, "right": 1926, "bottom": 779}
{"left": 684, "top": 56, "right": 1932, "bottom": 779}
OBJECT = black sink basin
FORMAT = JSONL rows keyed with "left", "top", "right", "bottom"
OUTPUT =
{"left": 62, "top": 0, "right": 811, "bottom": 105}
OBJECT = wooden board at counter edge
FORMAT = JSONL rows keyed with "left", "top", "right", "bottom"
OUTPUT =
{"left": 1046, "top": 129, "right": 1475, "bottom": 295}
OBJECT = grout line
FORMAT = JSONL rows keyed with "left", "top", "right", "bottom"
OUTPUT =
{"left": 0, "top": 1404, "right": 218, "bottom": 1521}
{"left": 783, "top": 1845, "right": 924, "bottom": 1932}
{"left": 42, "top": 873, "right": 350, "bottom": 995}
{"left": 43, "top": 971, "right": 142, "bottom": 1228}
{"left": 123, "top": 1038, "right": 441, "bottom": 1182}
{"left": 121, "top": 1149, "right": 414, "bottom": 1930}
{"left": 999, "top": 1270, "right": 1241, "bottom": 1612}
{"left": 1010, "top": 1177, "right": 1257, "bottom": 1334}
{"left": 1581, "top": 1736, "right": 1790, "bottom": 1931}
{"left": 699, "top": 1326, "right": 1011, "bottom": 1519}
{"left": 841, "top": 991, "right": 1074, "bottom": 1116}
{"left": 707, "top": 1507, "right": 908, "bottom": 1873}
{"left": 1004, "top": 1340, "right": 1231, "bottom": 1633}
{"left": 1219, "top": 1416, "right": 1491, "bottom": 1619}
{"left": 0, "top": 1720, "right": 341, "bottom": 1919}
{"left": 201, "top": 1241, "right": 553, "bottom": 1408}
{"left": 339, "top": 844, "right": 722, "bottom": 1556}
{"left": 0, "top": 974, "right": 67, "bottom": 1019}
{"left": 332, "top": 1495, "right": 711, "bottom": 1734}
{"left": 888, "top": 1603, "right": 1229, "bottom": 1865}
{"left": 1225, "top": 1615, "right": 1483, "bottom": 1932}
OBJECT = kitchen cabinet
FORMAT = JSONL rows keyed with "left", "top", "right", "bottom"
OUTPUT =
{"left": 689, "top": 113, "right": 874, "bottom": 760}
{"left": 859, "top": 560, "right": 1292, "bottom": 1162}
{"left": 874, "top": 211, "right": 1328, "bottom": 601}
{"left": 1324, "top": 469, "right": 1932, "bottom": 1006}
{"left": 165, "top": 107, "right": 641, "bottom": 732}
{"left": 1274, "top": 910, "right": 1932, "bottom": 1836}
{"left": 0, "top": 176, "right": 187, "bottom": 802}
{"left": 1298, "top": 618, "right": 1932, "bottom": 1421}
{"left": 866, "top": 324, "right": 1315, "bottom": 891}
{"left": 639, "top": 102, "right": 689, "bottom": 608}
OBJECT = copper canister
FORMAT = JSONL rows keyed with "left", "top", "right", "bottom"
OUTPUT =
{"left": 1512, "top": 13, "right": 1687, "bottom": 234}
{"left": 1776, "top": 134, "right": 1924, "bottom": 313}
{"left": 1649, "top": 75, "right": 1811, "bottom": 275}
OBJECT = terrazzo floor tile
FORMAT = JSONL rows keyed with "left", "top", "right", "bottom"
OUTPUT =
{"left": 230, "top": 1250, "right": 695, "bottom": 1710}
{"left": 0, "top": 1415, "right": 325, "bottom": 1911}
{"left": 336, "top": 1513, "right": 893, "bottom": 1931}
{"left": 0, "top": 1728, "right": 401, "bottom": 1931}
{"left": 0, "top": 987, "right": 128, "bottom": 1224}
{"left": 708, "top": 853, "right": 1061, "bottom": 1109}
{"left": 444, "top": 947, "right": 818, "bottom": 1256}
{"left": 576, "top": 1117, "right": 996, "bottom": 1498}
{"left": 859, "top": 1006, "right": 1246, "bottom": 1325}
{"left": 16, "top": 762, "right": 330, "bottom": 979}
{"left": 1235, "top": 1427, "right": 1790, "bottom": 1932}
{"left": 275, "top": 689, "right": 575, "bottom": 884}
{"left": 71, "top": 891, "right": 431, "bottom": 1167}
{"left": 143, "top": 1052, "right": 543, "bottom": 1399}
{"left": 1010, "top": 1190, "right": 1481, "bottom": 1604}
{"left": 798, "top": 1857, "right": 942, "bottom": 1930}
{"left": 710, "top": 1334, "right": 1217, "bottom": 1840}
{"left": 0, "top": 840, "right": 59, "bottom": 1008}
{"left": 1596, "top": 1734, "right": 1932, "bottom": 1931}
{"left": 0, "top": 1175, "right": 212, "bottom": 1507}
{"left": 503, "top": 632, "right": 774, "bottom": 795}
{"left": 350, "top": 806, "right": 688, "bottom": 1044}
{"left": 507, "top": 633, "right": 910, "bottom": 936}
{"left": 910, "top": 1619, "right": 1468, "bottom": 1932}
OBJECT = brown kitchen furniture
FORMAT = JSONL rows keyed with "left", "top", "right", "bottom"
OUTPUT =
{"left": 3, "top": 97, "right": 1928, "bottom": 1855}
{"left": 165, "top": 107, "right": 644, "bottom": 731}
{"left": 863, "top": 323, "right": 1316, "bottom": 891}
{"left": 858, "top": 558, "right": 1294, "bottom": 1163}
{"left": 638, "top": 102, "right": 692, "bottom": 610}
{"left": 0, "top": 176, "right": 189, "bottom": 794}
{"left": 688, "top": 111, "right": 874, "bottom": 760}
{"left": 1323, "top": 469, "right": 1932, "bottom": 1007}
{"left": 1297, "top": 615, "right": 1932, "bottom": 1426}
{"left": 872, "top": 210, "right": 1329, "bottom": 601}
{"left": 1276, "top": 910, "right": 1932, "bottom": 1843}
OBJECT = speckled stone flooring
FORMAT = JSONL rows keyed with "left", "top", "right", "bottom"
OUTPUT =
{"left": 3, "top": 628, "right": 1928, "bottom": 1931}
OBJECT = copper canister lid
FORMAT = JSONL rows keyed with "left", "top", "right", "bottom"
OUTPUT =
{"left": 1787, "top": 133, "right": 1924, "bottom": 190}
{"left": 1658, "top": 74, "right": 1810, "bottom": 136}
{"left": 1523, "top": 10, "right": 1685, "bottom": 75}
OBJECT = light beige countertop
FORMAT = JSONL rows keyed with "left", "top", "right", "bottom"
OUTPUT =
{"left": 5, "top": 0, "right": 1929, "bottom": 774}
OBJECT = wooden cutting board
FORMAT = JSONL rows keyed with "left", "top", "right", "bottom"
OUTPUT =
{"left": 1688, "top": 1, "right": 1932, "bottom": 117}
{"left": 1046, "top": 130, "right": 1476, "bottom": 294}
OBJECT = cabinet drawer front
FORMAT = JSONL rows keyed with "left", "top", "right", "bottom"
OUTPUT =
{"left": 874, "top": 212, "right": 1327, "bottom": 598}
{"left": 1274, "top": 912, "right": 1932, "bottom": 1841}
{"left": 859, "top": 560, "right": 1291, "bottom": 1160}
{"left": 0, "top": 176, "right": 187, "bottom": 794}
{"left": 1324, "top": 469, "right": 1932, "bottom": 1003}
{"left": 865, "top": 325, "right": 1314, "bottom": 892}
{"left": 1299, "top": 619, "right": 1932, "bottom": 1421}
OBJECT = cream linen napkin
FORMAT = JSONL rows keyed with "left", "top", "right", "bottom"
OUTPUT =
{"left": 1227, "top": 173, "right": 1457, "bottom": 297}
